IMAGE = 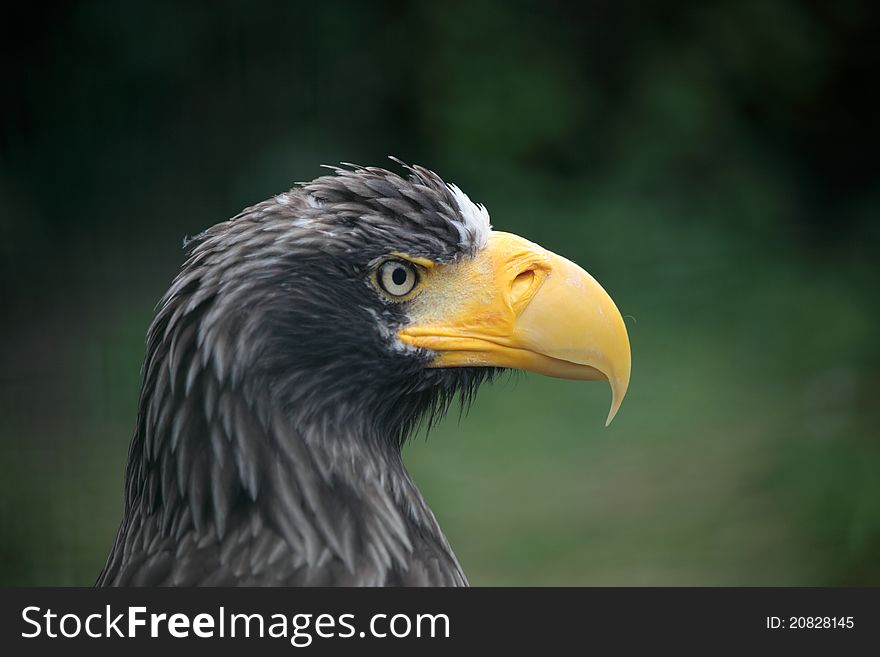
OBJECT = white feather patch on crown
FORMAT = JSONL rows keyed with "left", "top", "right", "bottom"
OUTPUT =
{"left": 446, "top": 183, "right": 492, "bottom": 251}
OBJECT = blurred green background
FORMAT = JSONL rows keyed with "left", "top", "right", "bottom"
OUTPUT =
{"left": 1, "top": 1, "right": 878, "bottom": 585}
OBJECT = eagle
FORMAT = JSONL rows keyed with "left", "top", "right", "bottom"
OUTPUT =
{"left": 97, "top": 161, "right": 631, "bottom": 586}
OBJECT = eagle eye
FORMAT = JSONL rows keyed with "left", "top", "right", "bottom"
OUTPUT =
{"left": 376, "top": 259, "right": 419, "bottom": 299}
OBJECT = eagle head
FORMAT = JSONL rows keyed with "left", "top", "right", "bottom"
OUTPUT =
{"left": 100, "top": 161, "right": 631, "bottom": 586}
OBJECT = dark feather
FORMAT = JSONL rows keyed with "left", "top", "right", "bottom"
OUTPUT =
{"left": 97, "top": 163, "right": 491, "bottom": 587}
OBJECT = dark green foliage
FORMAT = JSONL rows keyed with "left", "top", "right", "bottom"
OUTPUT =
{"left": 0, "top": 0, "right": 877, "bottom": 584}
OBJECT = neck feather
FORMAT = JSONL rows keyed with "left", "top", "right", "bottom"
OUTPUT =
{"left": 120, "top": 303, "right": 461, "bottom": 582}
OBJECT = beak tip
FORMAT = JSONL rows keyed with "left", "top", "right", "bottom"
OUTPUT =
{"left": 603, "top": 372, "right": 630, "bottom": 427}
{"left": 604, "top": 403, "right": 620, "bottom": 427}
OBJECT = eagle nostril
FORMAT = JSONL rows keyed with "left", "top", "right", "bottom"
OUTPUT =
{"left": 511, "top": 268, "right": 536, "bottom": 306}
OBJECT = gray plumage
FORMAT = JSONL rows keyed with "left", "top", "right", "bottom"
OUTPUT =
{"left": 98, "top": 162, "right": 496, "bottom": 586}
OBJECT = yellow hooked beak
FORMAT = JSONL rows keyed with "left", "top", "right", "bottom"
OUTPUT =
{"left": 398, "top": 231, "right": 631, "bottom": 425}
